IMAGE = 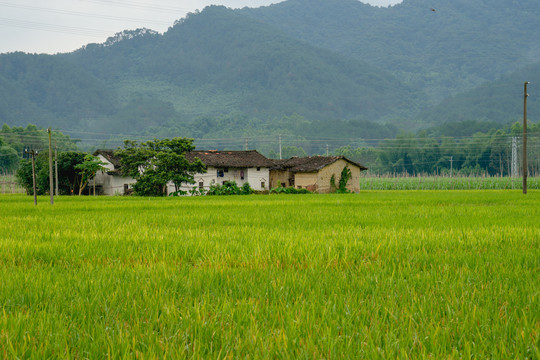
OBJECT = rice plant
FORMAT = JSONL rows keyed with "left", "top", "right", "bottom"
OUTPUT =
{"left": 0, "top": 192, "right": 538, "bottom": 358}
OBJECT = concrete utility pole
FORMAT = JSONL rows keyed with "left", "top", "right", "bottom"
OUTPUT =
{"left": 25, "top": 149, "right": 38, "bottom": 206}
{"left": 48, "top": 128, "right": 54, "bottom": 204}
{"left": 54, "top": 140, "right": 59, "bottom": 196}
{"left": 523, "top": 82, "right": 529, "bottom": 194}
{"left": 279, "top": 134, "right": 282, "bottom": 160}
{"left": 511, "top": 137, "right": 518, "bottom": 177}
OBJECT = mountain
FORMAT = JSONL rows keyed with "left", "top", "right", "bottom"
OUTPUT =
{"left": 242, "top": 0, "right": 540, "bottom": 103}
{"left": 0, "top": 6, "right": 419, "bottom": 135}
{"left": 418, "top": 62, "right": 540, "bottom": 125}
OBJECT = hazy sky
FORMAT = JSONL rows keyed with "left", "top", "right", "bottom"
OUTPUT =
{"left": 0, "top": 0, "right": 402, "bottom": 54}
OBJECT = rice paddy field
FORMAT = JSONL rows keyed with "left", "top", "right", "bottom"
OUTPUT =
{"left": 0, "top": 192, "right": 538, "bottom": 358}
{"left": 360, "top": 176, "right": 540, "bottom": 190}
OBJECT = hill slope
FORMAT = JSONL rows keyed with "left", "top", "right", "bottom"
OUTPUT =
{"left": 0, "top": 6, "right": 420, "bottom": 134}
{"left": 242, "top": 0, "right": 540, "bottom": 102}
{"left": 418, "top": 62, "right": 540, "bottom": 125}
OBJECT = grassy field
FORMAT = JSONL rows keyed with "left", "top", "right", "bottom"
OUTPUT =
{"left": 359, "top": 176, "right": 540, "bottom": 190}
{"left": 0, "top": 192, "right": 538, "bottom": 358}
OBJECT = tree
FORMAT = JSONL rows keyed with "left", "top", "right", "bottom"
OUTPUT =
{"left": 115, "top": 138, "right": 206, "bottom": 196}
{"left": 74, "top": 155, "right": 107, "bottom": 195}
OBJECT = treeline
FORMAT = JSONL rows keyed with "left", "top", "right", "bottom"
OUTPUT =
{"left": 0, "top": 124, "right": 78, "bottom": 173}
{"left": 332, "top": 121, "right": 540, "bottom": 176}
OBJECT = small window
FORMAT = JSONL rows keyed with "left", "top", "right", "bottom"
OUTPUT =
{"left": 217, "top": 170, "right": 224, "bottom": 177}
{"left": 240, "top": 170, "right": 245, "bottom": 180}
{"left": 124, "top": 184, "right": 129, "bottom": 192}
{"left": 256, "top": 167, "right": 261, "bottom": 171}
{"left": 261, "top": 181, "right": 265, "bottom": 189}
{"left": 281, "top": 182, "right": 286, "bottom": 187}
{"left": 199, "top": 182, "right": 204, "bottom": 189}
{"left": 224, "top": 168, "right": 229, "bottom": 173}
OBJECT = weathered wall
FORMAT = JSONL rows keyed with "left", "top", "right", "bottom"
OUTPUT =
{"left": 270, "top": 170, "right": 293, "bottom": 189}
{"left": 316, "top": 159, "right": 361, "bottom": 193}
{"left": 294, "top": 173, "right": 318, "bottom": 192}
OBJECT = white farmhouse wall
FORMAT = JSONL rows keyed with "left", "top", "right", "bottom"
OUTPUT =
{"left": 176, "top": 166, "right": 270, "bottom": 195}
{"left": 93, "top": 155, "right": 136, "bottom": 195}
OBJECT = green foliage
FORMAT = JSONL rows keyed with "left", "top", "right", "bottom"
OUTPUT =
{"left": 206, "top": 181, "right": 253, "bottom": 196}
{"left": 15, "top": 151, "right": 88, "bottom": 195}
{"left": 115, "top": 137, "right": 205, "bottom": 196}
{"left": 74, "top": 155, "right": 107, "bottom": 196}
{"left": 337, "top": 166, "right": 352, "bottom": 193}
{"left": 270, "top": 186, "right": 311, "bottom": 194}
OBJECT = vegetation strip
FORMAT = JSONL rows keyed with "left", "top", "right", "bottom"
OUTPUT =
{"left": 0, "top": 192, "right": 538, "bottom": 358}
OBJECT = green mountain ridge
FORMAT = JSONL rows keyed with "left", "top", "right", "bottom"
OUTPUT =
{"left": 242, "top": 0, "right": 540, "bottom": 103}
{"left": 0, "top": 0, "right": 538, "bottom": 141}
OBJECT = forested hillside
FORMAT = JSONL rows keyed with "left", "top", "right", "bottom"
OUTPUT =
{"left": 419, "top": 62, "right": 540, "bottom": 124}
{"left": 0, "top": 6, "right": 419, "bottom": 135}
{"left": 243, "top": 0, "right": 540, "bottom": 103}
{"left": 0, "top": 0, "right": 538, "bottom": 144}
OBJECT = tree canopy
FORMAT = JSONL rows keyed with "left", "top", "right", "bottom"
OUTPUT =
{"left": 115, "top": 138, "right": 206, "bottom": 196}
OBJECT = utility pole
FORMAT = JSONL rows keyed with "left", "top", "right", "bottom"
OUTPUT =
{"left": 326, "top": 144, "right": 329, "bottom": 156}
{"left": 523, "top": 82, "right": 529, "bottom": 194}
{"left": 244, "top": 138, "right": 248, "bottom": 151}
{"left": 25, "top": 149, "right": 38, "bottom": 206}
{"left": 48, "top": 128, "right": 54, "bottom": 204}
{"left": 450, "top": 156, "right": 453, "bottom": 177}
{"left": 511, "top": 137, "right": 518, "bottom": 177}
{"left": 54, "top": 140, "right": 59, "bottom": 196}
{"left": 279, "top": 134, "right": 282, "bottom": 160}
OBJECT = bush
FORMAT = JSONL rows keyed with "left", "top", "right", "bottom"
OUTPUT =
{"left": 270, "top": 186, "right": 311, "bottom": 194}
{"left": 206, "top": 181, "right": 253, "bottom": 196}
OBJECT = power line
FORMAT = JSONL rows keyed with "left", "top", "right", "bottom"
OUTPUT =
{"left": 0, "top": 2, "right": 173, "bottom": 26}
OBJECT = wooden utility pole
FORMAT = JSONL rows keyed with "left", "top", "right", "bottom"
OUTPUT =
{"left": 25, "top": 149, "right": 38, "bottom": 206}
{"left": 523, "top": 82, "right": 529, "bottom": 194}
{"left": 55, "top": 140, "right": 59, "bottom": 196}
{"left": 48, "top": 128, "right": 54, "bottom": 204}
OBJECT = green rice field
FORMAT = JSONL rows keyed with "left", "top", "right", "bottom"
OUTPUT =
{"left": 360, "top": 176, "right": 540, "bottom": 190}
{"left": 0, "top": 192, "right": 538, "bottom": 358}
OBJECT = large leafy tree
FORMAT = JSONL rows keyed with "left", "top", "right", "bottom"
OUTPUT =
{"left": 16, "top": 151, "right": 89, "bottom": 195}
{"left": 115, "top": 138, "right": 206, "bottom": 196}
{"left": 74, "top": 155, "right": 107, "bottom": 195}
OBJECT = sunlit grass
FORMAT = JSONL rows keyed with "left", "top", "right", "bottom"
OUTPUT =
{"left": 360, "top": 176, "right": 540, "bottom": 190}
{"left": 0, "top": 192, "right": 538, "bottom": 358}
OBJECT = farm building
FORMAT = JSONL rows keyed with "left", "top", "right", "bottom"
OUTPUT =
{"left": 93, "top": 150, "right": 137, "bottom": 195}
{"left": 177, "top": 150, "right": 275, "bottom": 194}
{"left": 270, "top": 156, "right": 367, "bottom": 193}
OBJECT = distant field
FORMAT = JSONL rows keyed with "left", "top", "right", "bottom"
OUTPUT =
{"left": 360, "top": 176, "right": 540, "bottom": 190}
{"left": 0, "top": 192, "right": 538, "bottom": 358}
{"left": 0, "top": 174, "right": 25, "bottom": 194}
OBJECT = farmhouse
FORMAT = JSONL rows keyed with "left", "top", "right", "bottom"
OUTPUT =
{"left": 177, "top": 150, "right": 275, "bottom": 193}
{"left": 93, "top": 150, "right": 137, "bottom": 195}
{"left": 270, "top": 156, "right": 367, "bottom": 193}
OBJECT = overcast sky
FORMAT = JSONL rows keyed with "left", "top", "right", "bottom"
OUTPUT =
{"left": 0, "top": 0, "right": 402, "bottom": 54}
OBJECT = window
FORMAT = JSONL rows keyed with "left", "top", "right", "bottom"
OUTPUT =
{"left": 124, "top": 184, "right": 129, "bottom": 192}
{"left": 261, "top": 181, "right": 265, "bottom": 189}
{"left": 256, "top": 167, "right": 261, "bottom": 171}
{"left": 199, "top": 182, "right": 204, "bottom": 189}
{"left": 224, "top": 168, "right": 229, "bottom": 173}
{"left": 217, "top": 170, "right": 224, "bottom": 177}
{"left": 281, "top": 182, "right": 286, "bottom": 187}
{"left": 240, "top": 170, "right": 245, "bottom": 180}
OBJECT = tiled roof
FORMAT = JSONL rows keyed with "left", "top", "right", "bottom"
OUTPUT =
{"left": 185, "top": 150, "right": 275, "bottom": 168}
{"left": 272, "top": 156, "right": 367, "bottom": 172}
{"left": 93, "top": 149, "right": 122, "bottom": 169}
